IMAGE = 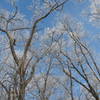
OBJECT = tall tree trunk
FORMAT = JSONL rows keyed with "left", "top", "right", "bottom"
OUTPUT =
{"left": 18, "top": 80, "right": 25, "bottom": 100}
{"left": 18, "top": 66, "right": 26, "bottom": 100}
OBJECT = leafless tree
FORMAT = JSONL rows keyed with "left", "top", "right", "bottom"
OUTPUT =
{"left": 0, "top": 0, "right": 69, "bottom": 100}
{"left": 0, "top": 0, "right": 100, "bottom": 100}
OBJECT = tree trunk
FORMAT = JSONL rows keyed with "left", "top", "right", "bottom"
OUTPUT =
{"left": 18, "top": 69, "right": 25, "bottom": 100}
{"left": 18, "top": 83, "right": 25, "bottom": 100}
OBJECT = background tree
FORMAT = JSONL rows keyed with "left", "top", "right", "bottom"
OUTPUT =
{"left": 0, "top": 0, "right": 100, "bottom": 100}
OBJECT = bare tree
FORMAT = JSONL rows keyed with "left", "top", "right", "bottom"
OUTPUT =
{"left": 0, "top": 0, "right": 100, "bottom": 100}
{"left": 0, "top": 0, "right": 70, "bottom": 100}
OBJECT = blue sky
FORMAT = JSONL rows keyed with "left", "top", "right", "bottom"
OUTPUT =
{"left": 0, "top": 0, "right": 88, "bottom": 22}
{"left": 1, "top": 0, "right": 100, "bottom": 52}
{"left": 1, "top": 0, "right": 100, "bottom": 61}
{"left": 0, "top": 0, "right": 93, "bottom": 29}
{"left": 0, "top": 1, "right": 100, "bottom": 99}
